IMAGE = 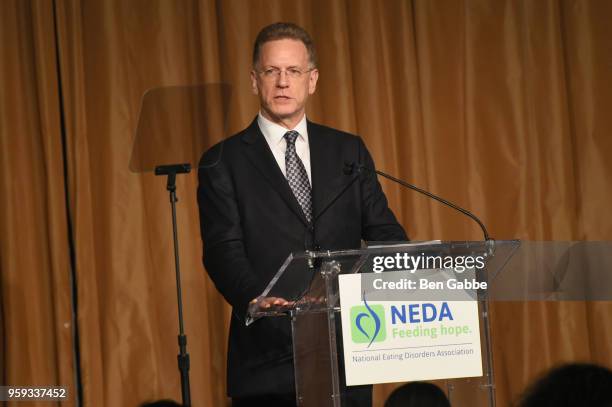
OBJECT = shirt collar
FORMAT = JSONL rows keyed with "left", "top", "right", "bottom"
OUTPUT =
{"left": 257, "top": 112, "right": 309, "bottom": 146}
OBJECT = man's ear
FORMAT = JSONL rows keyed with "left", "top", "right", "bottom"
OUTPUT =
{"left": 308, "top": 69, "right": 319, "bottom": 95}
{"left": 250, "top": 70, "right": 259, "bottom": 95}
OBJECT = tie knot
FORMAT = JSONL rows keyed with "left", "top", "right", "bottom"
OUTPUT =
{"left": 284, "top": 131, "right": 299, "bottom": 145}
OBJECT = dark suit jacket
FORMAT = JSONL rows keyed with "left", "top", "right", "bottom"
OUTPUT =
{"left": 197, "top": 118, "right": 407, "bottom": 397}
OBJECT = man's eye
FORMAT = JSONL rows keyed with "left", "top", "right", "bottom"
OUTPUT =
{"left": 288, "top": 68, "right": 301, "bottom": 76}
{"left": 265, "top": 68, "right": 278, "bottom": 76}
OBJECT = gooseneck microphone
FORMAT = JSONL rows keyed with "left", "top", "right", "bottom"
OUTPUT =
{"left": 344, "top": 162, "right": 491, "bottom": 241}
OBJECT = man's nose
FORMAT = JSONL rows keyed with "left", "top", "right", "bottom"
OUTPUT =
{"left": 276, "top": 71, "right": 289, "bottom": 87}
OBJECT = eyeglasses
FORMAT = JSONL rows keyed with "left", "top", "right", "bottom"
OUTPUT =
{"left": 256, "top": 67, "right": 315, "bottom": 80}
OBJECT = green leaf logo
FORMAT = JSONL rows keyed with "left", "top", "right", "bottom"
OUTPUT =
{"left": 350, "top": 296, "right": 386, "bottom": 346}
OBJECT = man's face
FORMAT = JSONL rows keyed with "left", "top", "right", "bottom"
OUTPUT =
{"left": 251, "top": 39, "right": 319, "bottom": 128}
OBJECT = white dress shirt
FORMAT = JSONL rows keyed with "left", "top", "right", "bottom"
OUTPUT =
{"left": 257, "top": 112, "right": 312, "bottom": 184}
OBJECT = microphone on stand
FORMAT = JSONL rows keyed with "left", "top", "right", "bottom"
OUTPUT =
{"left": 344, "top": 162, "right": 492, "bottom": 242}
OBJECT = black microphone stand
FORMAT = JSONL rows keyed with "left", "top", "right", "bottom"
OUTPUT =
{"left": 155, "top": 163, "right": 192, "bottom": 407}
{"left": 350, "top": 162, "right": 491, "bottom": 242}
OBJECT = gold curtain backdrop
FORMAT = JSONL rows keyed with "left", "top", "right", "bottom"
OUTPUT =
{"left": 1, "top": 0, "right": 611, "bottom": 406}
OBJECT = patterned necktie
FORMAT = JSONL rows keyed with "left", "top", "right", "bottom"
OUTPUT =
{"left": 284, "top": 130, "right": 313, "bottom": 223}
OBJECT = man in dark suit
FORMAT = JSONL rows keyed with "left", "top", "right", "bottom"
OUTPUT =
{"left": 198, "top": 22, "right": 407, "bottom": 406}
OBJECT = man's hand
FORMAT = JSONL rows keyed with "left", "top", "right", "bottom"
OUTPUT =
{"left": 250, "top": 296, "right": 293, "bottom": 309}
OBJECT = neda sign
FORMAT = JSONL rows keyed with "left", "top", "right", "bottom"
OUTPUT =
{"left": 338, "top": 272, "right": 483, "bottom": 386}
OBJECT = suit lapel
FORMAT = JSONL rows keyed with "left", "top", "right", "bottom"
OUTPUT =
{"left": 309, "top": 121, "right": 359, "bottom": 221}
{"left": 241, "top": 118, "right": 310, "bottom": 226}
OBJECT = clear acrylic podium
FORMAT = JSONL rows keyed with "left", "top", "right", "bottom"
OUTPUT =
{"left": 246, "top": 240, "right": 612, "bottom": 407}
